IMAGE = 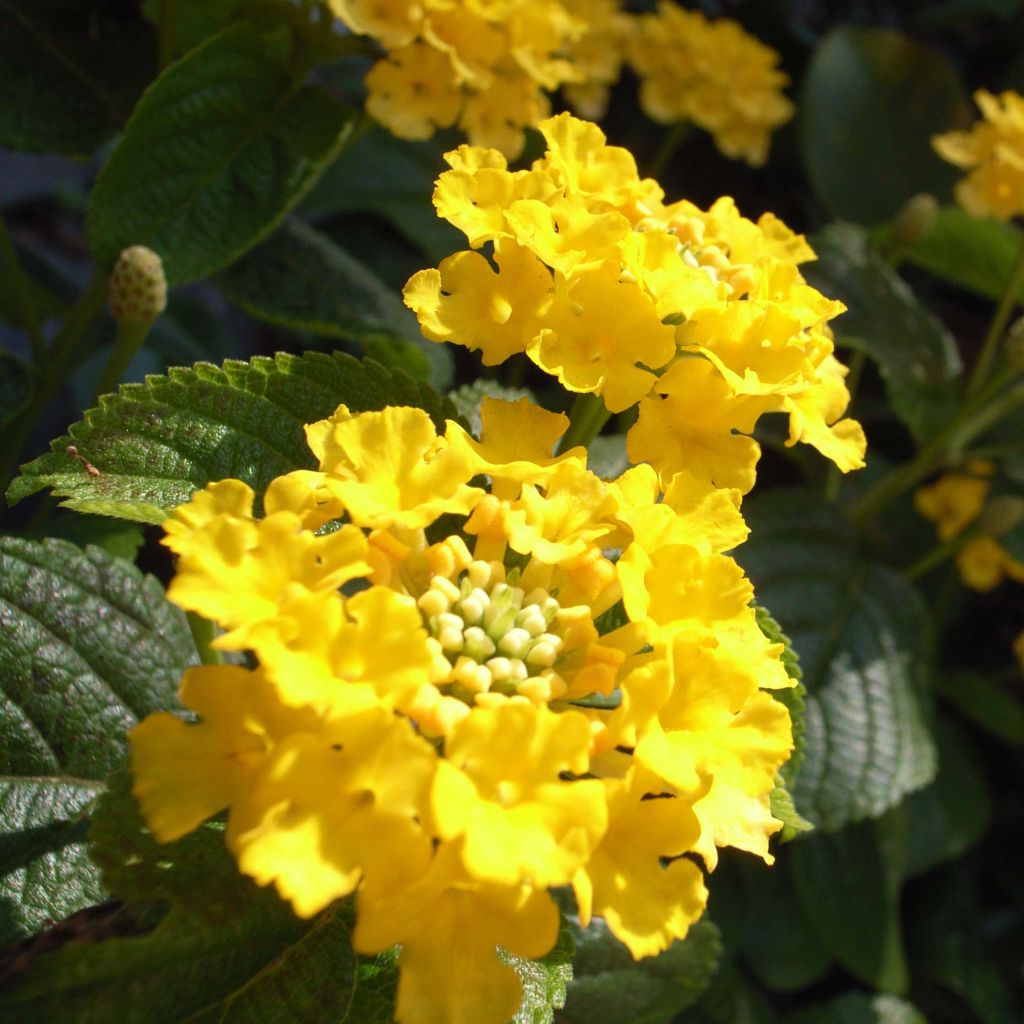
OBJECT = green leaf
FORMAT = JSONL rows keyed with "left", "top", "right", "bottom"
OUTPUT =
{"left": 0, "top": 0, "right": 157, "bottom": 156}
{"left": 739, "top": 491, "right": 937, "bottom": 831}
{"left": 0, "top": 777, "right": 105, "bottom": 945}
{"left": 302, "top": 125, "right": 464, "bottom": 263}
{"left": 805, "top": 222, "right": 962, "bottom": 440}
{"left": 733, "top": 861, "right": 832, "bottom": 992}
{"left": 8, "top": 351, "right": 456, "bottom": 524}
{"left": 898, "top": 717, "right": 992, "bottom": 877}
{"left": 799, "top": 27, "right": 970, "bottom": 224}
{"left": 934, "top": 669, "right": 1024, "bottom": 745}
{"left": 557, "top": 918, "right": 721, "bottom": 1024}
{"left": 898, "top": 205, "right": 1024, "bottom": 302}
{"left": 214, "top": 217, "right": 453, "bottom": 387}
{"left": 0, "top": 537, "right": 195, "bottom": 778}
{"left": 786, "top": 993, "right": 927, "bottom": 1024}
{"left": 0, "top": 537, "right": 193, "bottom": 943}
{"left": 141, "top": 0, "right": 244, "bottom": 57}
{"left": 505, "top": 916, "right": 575, "bottom": 1024}
{"left": 788, "top": 821, "right": 908, "bottom": 992}
{"left": 87, "top": 23, "right": 357, "bottom": 286}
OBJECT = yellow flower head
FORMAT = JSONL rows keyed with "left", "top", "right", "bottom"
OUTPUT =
{"left": 628, "top": 2, "right": 794, "bottom": 166}
{"left": 934, "top": 90, "right": 1024, "bottom": 221}
{"left": 406, "top": 112, "right": 864, "bottom": 493}
{"left": 132, "top": 396, "right": 796, "bottom": 1023}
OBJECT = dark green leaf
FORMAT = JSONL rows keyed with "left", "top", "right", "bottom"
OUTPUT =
{"left": 0, "top": 537, "right": 194, "bottom": 778}
{"left": 934, "top": 669, "right": 1024, "bottom": 745}
{"left": 558, "top": 918, "right": 721, "bottom": 1024}
{"left": 0, "top": 777, "right": 105, "bottom": 945}
{"left": 799, "top": 28, "right": 970, "bottom": 224}
{"left": 899, "top": 717, "right": 992, "bottom": 876}
{"left": 31, "top": 512, "right": 145, "bottom": 563}
{"left": 0, "top": 0, "right": 157, "bottom": 156}
{"left": 789, "top": 821, "right": 908, "bottom": 992}
{"left": 740, "top": 491, "right": 937, "bottom": 831}
{"left": 505, "top": 915, "right": 575, "bottom": 1024}
{"left": 87, "top": 23, "right": 357, "bottom": 285}
{"left": 8, "top": 351, "right": 457, "bottom": 524}
{"left": 302, "top": 126, "right": 464, "bottom": 263}
{"left": 141, "top": 0, "right": 243, "bottom": 57}
{"left": 214, "top": 217, "right": 453, "bottom": 387}
{"left": 805, "top": 222, "right": 962, "bottom": 440}
{"left": 899, "top": 205, "right": 1024, "bottom": 302}
{"left": 786, "top": 993, "right": 927, "bottom": 1024}
{"left": 679, "top": 963, "right": 779, "bottom": 1024}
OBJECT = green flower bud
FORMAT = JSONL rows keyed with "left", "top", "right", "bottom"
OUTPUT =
{"left": 891, "top": 193, "right": 939, "bottom": 249}
{"left": 108, "top": 245, "right": 167, "bottom": 325}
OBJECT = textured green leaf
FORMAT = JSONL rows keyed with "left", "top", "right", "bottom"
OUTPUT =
{"left": 0, "top": 0, "right": 157, "bottom": 156}
{"left": 805, "top": 222, "right": 962, "bottom": 440}
{"left": 0, "top": 777, "right": 105, "bottom": 945}
{"left": 739, "top": 491, "right": 937, "bottom": 831}
{"left": 214, "top": 217, "right": 453, "bottom": 387}
{"left": 87, "top": 23, "right": 357, "bottom": 285}
{"left": 0, "top": 537, "right": 195, "bottom": 778}
{"left": 557, "top": 918, "right": 721, "bottom": 1024}
{"left": 505, "top": 916, "right": 575, "bottom": 1024}
{"left": 786, "top": 993, "right": 927, "bottom": 1024}
{"left": 799, "top": 28, "right": 970, "bottom": 224}
{"left": 0, "top": 537, "right": 193, "bottom": 943}
{"left": 8, "top": 351, "right": 456, "bottom": 524}
{"left": 898, "top": 205, "right": 1024, "bottom": 302}
{"left": 789, "top": 821, "right": 908, "bottom": 992}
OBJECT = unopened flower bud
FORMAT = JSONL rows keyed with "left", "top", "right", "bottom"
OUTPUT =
{"left": 108, "top": 246, "right": 167, "bottom": 325}
{"left": 891, "top": 193, "right": 938, "bottom": 249}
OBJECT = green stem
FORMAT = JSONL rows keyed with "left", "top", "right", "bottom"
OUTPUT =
{"left": 968, "top": 233, "right": 1024, "bottom": 397}
{"left": 851, "top": 376, "right": 1024, "bottom": 523}
{"left": 158, "top": 0, "right": 178, "bottom": 69}
{"left": 94, "top": 320, "right": 151, "bottom": 400}
{"left": 904, "top": 528, "right": 977, "bottom": 582}
{"left": 187, "top": 612, "right": 222, "bottom": 666}
{"left": 646, "top": 122, "right": 690, "bottom": 180}
{"left": 0, "top": 215, "right": 46, "bottom": 367}
{"left": 557, "top": 394, "right": 612, "bottom": 454}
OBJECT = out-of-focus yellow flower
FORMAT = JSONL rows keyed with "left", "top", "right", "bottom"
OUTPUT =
{"left": 915, "top": 461, "right": 1024, "bottom": 591}
{"left": 405, "top": 113, "right": 865, "bottom": 494}
{"left": 934, "top": 90, "right": 1024, "bottom": 221}
{"left": 131, "top": 396, "right": 796, "bottom": 1023}
{"left": 628, "top": 1, "right": 794, "bottom": 166}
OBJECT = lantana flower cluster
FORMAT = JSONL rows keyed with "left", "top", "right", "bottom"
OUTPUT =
{"left": 405, "top": 113, "right": 866, "bottom": 495}
{"left": 933, "top": 89, "right": 1024, "bottom": 221}
{"left": 130, "top": 396, "right": 795, "bottom": 1024}
{"left": 329, "top": 0, "right": 792, "bottom": 163}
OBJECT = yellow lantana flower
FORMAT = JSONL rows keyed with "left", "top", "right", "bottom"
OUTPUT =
{"left": 405, "top": 112, "right": 865, "bottom": 495}
{"left": 915, "top": 461, "right": 1024, "bottom": 591}
{"left": 131, "top": 397, "right": 796, "bottom": 1024}
{"left": 934, "top": 90, "right": 1024, "bottom": 221}
{"left": 628, "top": 1, "right": 794, "bottom": 166}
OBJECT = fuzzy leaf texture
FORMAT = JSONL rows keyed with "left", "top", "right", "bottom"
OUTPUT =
{"left": 556, "top": 918, "right": 721, "bottom": 1024}
{"left": 214, "top": 217, "right": 453, "bottom": 388}
{"left": 87, "top": 22, "right": 357, "bottom": 285}
{"left": 805, "top": 222, "right": 962, "bottom": 441}
{"left": 8, "top": 352, "right": 456, "bottom": 524}
{"left": 738, "top": 491, "right": 937, "bottom": 831}
{"left": 0, "top": 0, "right": 157, "bottom": 156}
{"left": 0, "top": 538, "right": 195, "bottom": 943}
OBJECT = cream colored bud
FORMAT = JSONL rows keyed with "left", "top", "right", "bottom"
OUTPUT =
{"left": 108, "top": 246, "right": 167, "bottom": 324}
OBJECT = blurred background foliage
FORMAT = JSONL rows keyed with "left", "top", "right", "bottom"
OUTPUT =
{"left": 1, "top": 1, "right": 1024, "bottom": 1022}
